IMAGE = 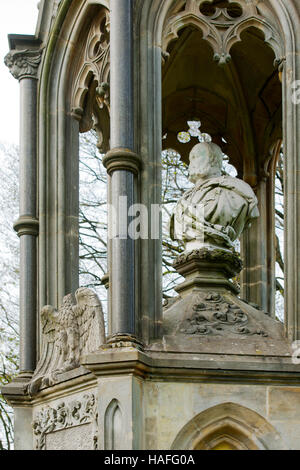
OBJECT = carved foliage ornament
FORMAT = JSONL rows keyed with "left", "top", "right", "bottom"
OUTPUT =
{"left": 28, "top": 288, "right": 106, "bottom": 395}
{"left": 179, "top": 292, "right": 268, "bottom": 337}
{"left": 162, "top": 0, "right": 283, "bottom": 65}
{"left": 4, "top": 49, "right": 42, "bottom": 81}
{"left": 33, "top": 393, "right": 98, "bottom": 450}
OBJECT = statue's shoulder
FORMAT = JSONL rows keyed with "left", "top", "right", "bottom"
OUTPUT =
{"left": 210, "top": 175, "right": 256, "bottom": 200}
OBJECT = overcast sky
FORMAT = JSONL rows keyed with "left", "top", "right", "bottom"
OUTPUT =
{"left": 0, "top": 0, "right": 39, "bottom": 146}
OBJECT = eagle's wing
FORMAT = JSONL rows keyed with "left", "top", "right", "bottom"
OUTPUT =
{"left": 75, "top": 288, "right": 106, "bottom": 356}
{"left": 28, "top": 305, "right": 64, "bottom": 395}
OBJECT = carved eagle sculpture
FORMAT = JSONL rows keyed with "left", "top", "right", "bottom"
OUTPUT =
{"left": 28, "top": 288, "right": 105, "bottom": 396}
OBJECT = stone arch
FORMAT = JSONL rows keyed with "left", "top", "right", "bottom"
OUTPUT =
{"left": 104, "top": 399, "right": 123, "bottom": 450}
{"left": 161, "top": 0, "right": 284, "bottom": 64}
{"left": 171, "top": 402, "right": 287, "bottom": 450}
{"left": 37, "top": 0, "right": 110, "bottom": 311}
{"left": 160, "top": 0, "right": 283, "bottom": 181}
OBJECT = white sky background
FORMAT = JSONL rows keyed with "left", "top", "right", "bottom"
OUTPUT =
{"left": 0, "top": 0, "right": 39, "bottom": 146}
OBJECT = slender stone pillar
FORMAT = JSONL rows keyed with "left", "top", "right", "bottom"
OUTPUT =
{"left": 240, "top": 179, "right": 275, "bottom": 315}
{"left": 5, "top": 48, "right": 42, "bottom": 375}
{"left": 103, "top": 0, "right": 141, "bottom": 343}
{"left": 240, "top": 144, "right": 280, "bottom": 317}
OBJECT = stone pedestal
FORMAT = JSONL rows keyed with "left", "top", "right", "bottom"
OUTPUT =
{"left": 158, "top": 249, "right": 285, "bottom": 355}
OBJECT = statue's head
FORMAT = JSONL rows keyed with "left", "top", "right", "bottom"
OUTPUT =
{"left": 189, "top": 142, "right": 223, "bottom": 184}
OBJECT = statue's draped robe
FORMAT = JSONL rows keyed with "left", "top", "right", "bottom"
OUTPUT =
{"left": 171, "top": 175, "right": 259, "bottom": 249}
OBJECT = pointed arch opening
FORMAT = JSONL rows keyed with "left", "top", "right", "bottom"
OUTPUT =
{"left": 171, "top": 402, "right": 286, "bottom": 450}
{"left": 104, "top": 399, "right": 123, "bottom": 450}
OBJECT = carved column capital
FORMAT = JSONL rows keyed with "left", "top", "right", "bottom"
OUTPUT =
{"left": 4, "top": 49, "right": 42, "bottom": 81}
{"left": 103, "top": 147, "right": 142, "bottom": 175}
{"left": 13, "top": 216, "right": 39, "bottom": 237}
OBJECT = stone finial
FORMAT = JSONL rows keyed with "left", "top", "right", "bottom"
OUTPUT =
{"left": 4, "top": 49, "right": 42, "bottom": 81}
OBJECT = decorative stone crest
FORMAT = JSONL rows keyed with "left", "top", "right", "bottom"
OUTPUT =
{"left": 4, "top": 49, "right": 42, "bottom": 81}
{"left": 163, "top": 0, "right": 283, "bottom": 65}
{"left": 178, "top": 291, "right": 268, "bottom": 337}
{"left": 28, "top": 288, "right": 106, "bottom": 395}
{"left": 33, "top": 393, "right": 98, "bottom": 450}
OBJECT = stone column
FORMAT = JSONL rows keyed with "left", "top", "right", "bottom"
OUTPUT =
{"left": 103, "top": 0, "right": 141, "bottom": 344}
{"left": 240, "top": 180, "right": 274, "bottom": 314}
{"left": 5, "top": 49, "right": 42, "bottom": 375}
{"left": 240, "top": 144, "right": 280, "bottom": 317}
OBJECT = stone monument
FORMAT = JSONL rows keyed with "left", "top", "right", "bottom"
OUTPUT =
{"left": 2, "top": 0, "right": 300, "bottom": 451}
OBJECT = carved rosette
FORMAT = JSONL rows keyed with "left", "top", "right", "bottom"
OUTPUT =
{"left": 4, "top": 49, "right": 42, "bottom": 81}
{"left": 162, "top": 0, "right": 283, "bottom": 65}
{"left": 33, "top": 393, "right": 98, "bottom": 450}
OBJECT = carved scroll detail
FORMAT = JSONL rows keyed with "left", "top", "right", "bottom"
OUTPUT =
{"left": 33, "top": 393, "right": 98, "bottom": 450}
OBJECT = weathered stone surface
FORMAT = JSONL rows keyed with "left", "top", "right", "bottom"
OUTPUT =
{"left": 143, "top": 380, "right": 289, "bottom": 449}
{"left": 46, "top": 424, "right": 94, "bottom": 450}
{"left": 268, "top": 387, "right": 300, "bottom": 421}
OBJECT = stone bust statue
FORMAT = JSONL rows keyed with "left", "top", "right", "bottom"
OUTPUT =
{"left": 171, "top": 142, "right": 259, "bottom": 252}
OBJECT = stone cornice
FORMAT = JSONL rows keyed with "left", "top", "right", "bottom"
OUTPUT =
{"left": 1, "top": 368, "right": 96, "bottom": 408}
{"left": 82, "top": 349, "right": 300, "bottom": 386}
{"left": 4, "top": 49, "right": 43, "bottom": 81}
{"left": 3, "top": 350, "right": 300, "bottom": 409}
